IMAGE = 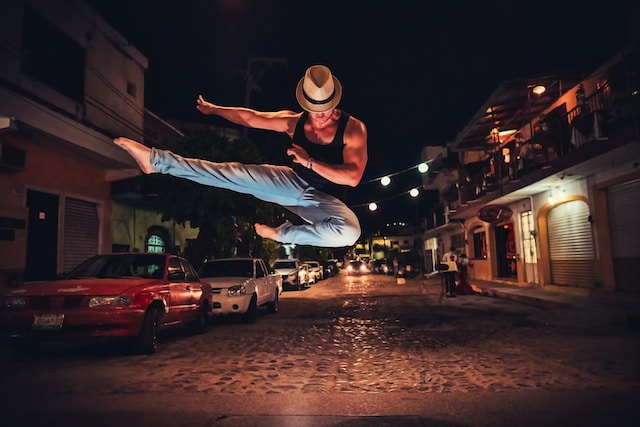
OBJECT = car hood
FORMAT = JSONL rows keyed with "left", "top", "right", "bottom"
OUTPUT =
{"left": 200, "top": 277, "right": 248, "bottom": 288}
{"left": 4, "top": 278, "right": 164, "bottom": 296}
{"left": 273, "top": 268, "right": 297, "bottom": 274}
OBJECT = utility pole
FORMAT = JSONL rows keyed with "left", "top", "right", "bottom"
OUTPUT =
{"left": 241, "top": 57, "right": 288, "bottom": 137}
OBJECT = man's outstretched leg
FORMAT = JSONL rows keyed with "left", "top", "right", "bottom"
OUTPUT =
{"left": 114, "top": 137, "right": 153, "bottom": 174}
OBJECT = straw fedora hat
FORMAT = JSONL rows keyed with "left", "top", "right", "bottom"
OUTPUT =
{"left": 295, "top": 65, "right": 342, "bottom": 112}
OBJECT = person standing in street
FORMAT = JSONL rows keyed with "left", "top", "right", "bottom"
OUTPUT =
{"left": 441, "top": 246, "right": 458, "bottom": 297}
{"left": 114, "top": 65, "right": 368, "bottom": 248}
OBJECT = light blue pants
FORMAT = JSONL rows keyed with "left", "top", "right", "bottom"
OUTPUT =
{"left": 150, "top": 149, "right": 361, "bottom": 247}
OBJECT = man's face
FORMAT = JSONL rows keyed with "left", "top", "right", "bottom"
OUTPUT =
{"left": 308, "top": 109, "right": 334, "bottom": 127}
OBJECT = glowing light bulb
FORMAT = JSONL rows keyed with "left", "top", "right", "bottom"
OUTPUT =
{"left": 417, "top": 162, "right": 429, "bottom": 173}
{"left": 368, "top": 202, "right": 378, "bottom": 211}
{"left": 380, "top": 176, "right": 391, "bottom": 186}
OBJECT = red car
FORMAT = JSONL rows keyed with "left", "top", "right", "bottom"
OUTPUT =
{"left": 0, "top": 253, "right": 211, "bottom": 356}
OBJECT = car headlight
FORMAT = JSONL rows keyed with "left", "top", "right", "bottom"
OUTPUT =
{"left": 227, "top": 285, "right": 246, "bottom": 296}
{"left": 88, "top": 295, "right": 132, "bottom": 307}
{"left": 2, "top": 296, "right": 27, "bottom": 309}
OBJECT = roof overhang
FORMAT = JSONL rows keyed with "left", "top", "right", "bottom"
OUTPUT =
{"left": 449, "top": 74, "right": 583, "bottom": 153}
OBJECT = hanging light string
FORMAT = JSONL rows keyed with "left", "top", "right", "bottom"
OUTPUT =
{"left": 349, "top": 187, "right": 421, "bottom": 208}
{"left": 360, "top": 161, "right": 430, "bottom": 185}
{"left": 348, "top": 161, "right": 430, "bottom": 210}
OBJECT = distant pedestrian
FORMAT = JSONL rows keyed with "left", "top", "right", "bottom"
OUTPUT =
{"left": 441, "top": 246, "right": 458, "bottom": 297}
{"left": 456, "top": 253, "right": 476, "bottom": 295}
{"left": 393, "top": 257, "right": 399, "bottom": 278}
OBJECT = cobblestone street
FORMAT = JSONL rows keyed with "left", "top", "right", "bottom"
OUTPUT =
{"left": 2, "top": 273, "right": 638, "bottom": 400}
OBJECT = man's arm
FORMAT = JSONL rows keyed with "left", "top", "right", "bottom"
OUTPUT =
{"left": 288, "top": 116, "right": 368, "bottom": 187}
{"left": 196, "top": 95, "right": 300, "bottom": 137}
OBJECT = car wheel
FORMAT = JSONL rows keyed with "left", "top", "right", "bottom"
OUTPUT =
{"left": 136, "top": 306, "right": 161, "bottom": 355}
{"left": 190, "top": 304, "right": 208, "bottom": 335}
{"left": 12, "top": 338, "right": 39, "bottom": 358}
{"left": 242, "top": 294, "right": 258, "bottom": 324}
{"left": 267, "top": 290, "right": 279, "bottom": 314}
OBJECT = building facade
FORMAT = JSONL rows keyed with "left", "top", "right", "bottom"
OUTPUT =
{"left": 423, "top": 43, "right": 640, "bottom": 297}
{"left": 0, "top": 0, "right": 195, "bottom": 291}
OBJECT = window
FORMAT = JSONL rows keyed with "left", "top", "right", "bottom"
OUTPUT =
{"left": 472, "top": 227, "right": 487, "bottom": 258}
{"left": 146, "top": 234, "right": 165, "bottom": 253}
{"left": 451, "top": 233, "right": 465, "bottom": 250}
{"left": 126, "top": 81, "right": 137, "bottom": 97}
{"left": 21, "top": 6, "right": 85, "bottom": 101}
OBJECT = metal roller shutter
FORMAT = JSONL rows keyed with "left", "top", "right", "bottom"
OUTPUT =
{"left": 547, "top": 200, "right": 595, "bottom": 287}
{"left": 607, "top": 178, "right": 640, "bottom": 293}
{"left": 63, "top": 197, "right": 99, "bottom": 272}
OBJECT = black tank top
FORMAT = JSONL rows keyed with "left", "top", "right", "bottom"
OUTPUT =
{"left": 292, "top": 111, "right": 350, "bottom": 199}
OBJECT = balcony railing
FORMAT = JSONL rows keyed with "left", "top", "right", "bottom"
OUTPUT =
{"left": 455, "top": 75, "right": 640, "bottom": 206}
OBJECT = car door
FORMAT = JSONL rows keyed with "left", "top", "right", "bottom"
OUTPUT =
{"left": 166, "top": 256, "right": 192, "bottom": 323}
{"left": 255, "top": 260, "right": 268, "bottom": 305}
{"left": 181, "top": 258, "right": 204, "bottom": 311}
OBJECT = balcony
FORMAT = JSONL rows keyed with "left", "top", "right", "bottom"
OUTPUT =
{"left": 454, "top": 52, "right": 639, "bottom": 207}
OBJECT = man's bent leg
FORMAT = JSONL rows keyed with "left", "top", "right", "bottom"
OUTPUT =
{"left": 273, "top": 189, "right": 361, "bottom": 247}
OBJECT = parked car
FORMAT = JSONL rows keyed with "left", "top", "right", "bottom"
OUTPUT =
{"left": 197, "top": 258, "right": 281, "bottom": 323}
{"left": 321, "top": 259, "right": 339, "bottom": 277}
{"left": 299, "top": 263, "right": 312, "bottom": 285}
{"left": 0, "top": 253, "right": 211, "bottom": 356}
{"left": 371, "top": 259, "right": 391, "bottom": 275}
{"left": 303, "top": 260, "right": 324, "bottom": 283}
{"left": 272, "top": 258, "right": 309, "bottom": 290}
{"left": 345, "top": 260, "right": 370, "bottom": 276}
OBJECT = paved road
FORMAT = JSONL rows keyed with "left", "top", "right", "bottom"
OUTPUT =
{"left": 1, "top": 273, "right": 638, "bottom": 426}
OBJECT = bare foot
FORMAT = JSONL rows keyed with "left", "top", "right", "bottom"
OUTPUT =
{"left": 113, "top": 137, "right": 153, "bottom": 174}
{"left": 254, "top": 222, "right": 287, "bottom": 241}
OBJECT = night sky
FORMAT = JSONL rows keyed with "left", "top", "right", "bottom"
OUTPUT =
{"left": 86, "top": 0, "right": 635, "bottom": 234}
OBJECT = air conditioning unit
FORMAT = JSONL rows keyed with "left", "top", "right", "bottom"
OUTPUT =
{"left": 0, "top": 143, "right": 26, "bottom": 171}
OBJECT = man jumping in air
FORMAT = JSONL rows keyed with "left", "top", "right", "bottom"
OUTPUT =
{"left": 114, "top": 65, "right": 368, "bottom": 248}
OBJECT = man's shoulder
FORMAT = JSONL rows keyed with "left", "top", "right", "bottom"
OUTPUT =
{"left": 343, "top": 113, "right": 367, "bottom": 139}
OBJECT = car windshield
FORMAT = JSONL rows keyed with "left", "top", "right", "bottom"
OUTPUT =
{"left": 274, "top": 261, "right": 297, "bottom": 269}
{"left": 199, "top": 260, "right": 253, "bottom": 278}
{"left": 65, "top": 254, "right": 166, "bottom": 279}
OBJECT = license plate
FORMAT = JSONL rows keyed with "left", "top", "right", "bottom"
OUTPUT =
{"left": 32, "top": 314, "right": 65, "bottom": 330}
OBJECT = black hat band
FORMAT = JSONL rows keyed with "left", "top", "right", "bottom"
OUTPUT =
{"left": 303, "top": 88, "right": 335, "bottom": 105}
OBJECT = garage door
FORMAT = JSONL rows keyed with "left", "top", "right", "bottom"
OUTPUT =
{"left": 607, "top": 178, "right": 640, "bottom": 293}
{"left": 547, "top": 200, "right": 595, "bottom": 287}
{"left": 63, "top": 197, "right": 99, "bottom": 272}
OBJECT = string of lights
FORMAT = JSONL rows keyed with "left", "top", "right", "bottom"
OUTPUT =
{"left": 349, "top": 187, "right": 422, "bottom": 209}
{"left": 360, "top": 161, "right": 430, "bottom": 186}
{"left": 351, "top": 161, "right": 430, "bottom": 211}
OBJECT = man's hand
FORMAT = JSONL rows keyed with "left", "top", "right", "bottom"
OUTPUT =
{"left": 196, "top": 95, "right": 217, "bottom": 115}
{"left": 287, "top": 143, "right": 310, "bottom": 167}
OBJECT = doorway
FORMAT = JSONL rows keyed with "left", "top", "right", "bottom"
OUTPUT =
{"left": 495, "top": 222, "right": 517, "bottom": 278}
{"left": 24, "top": 189, "right": 59, "bottom": 282}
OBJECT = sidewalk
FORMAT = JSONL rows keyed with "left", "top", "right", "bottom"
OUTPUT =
{"left": 464, "top": 276, "right": 640, "bottom": 329}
